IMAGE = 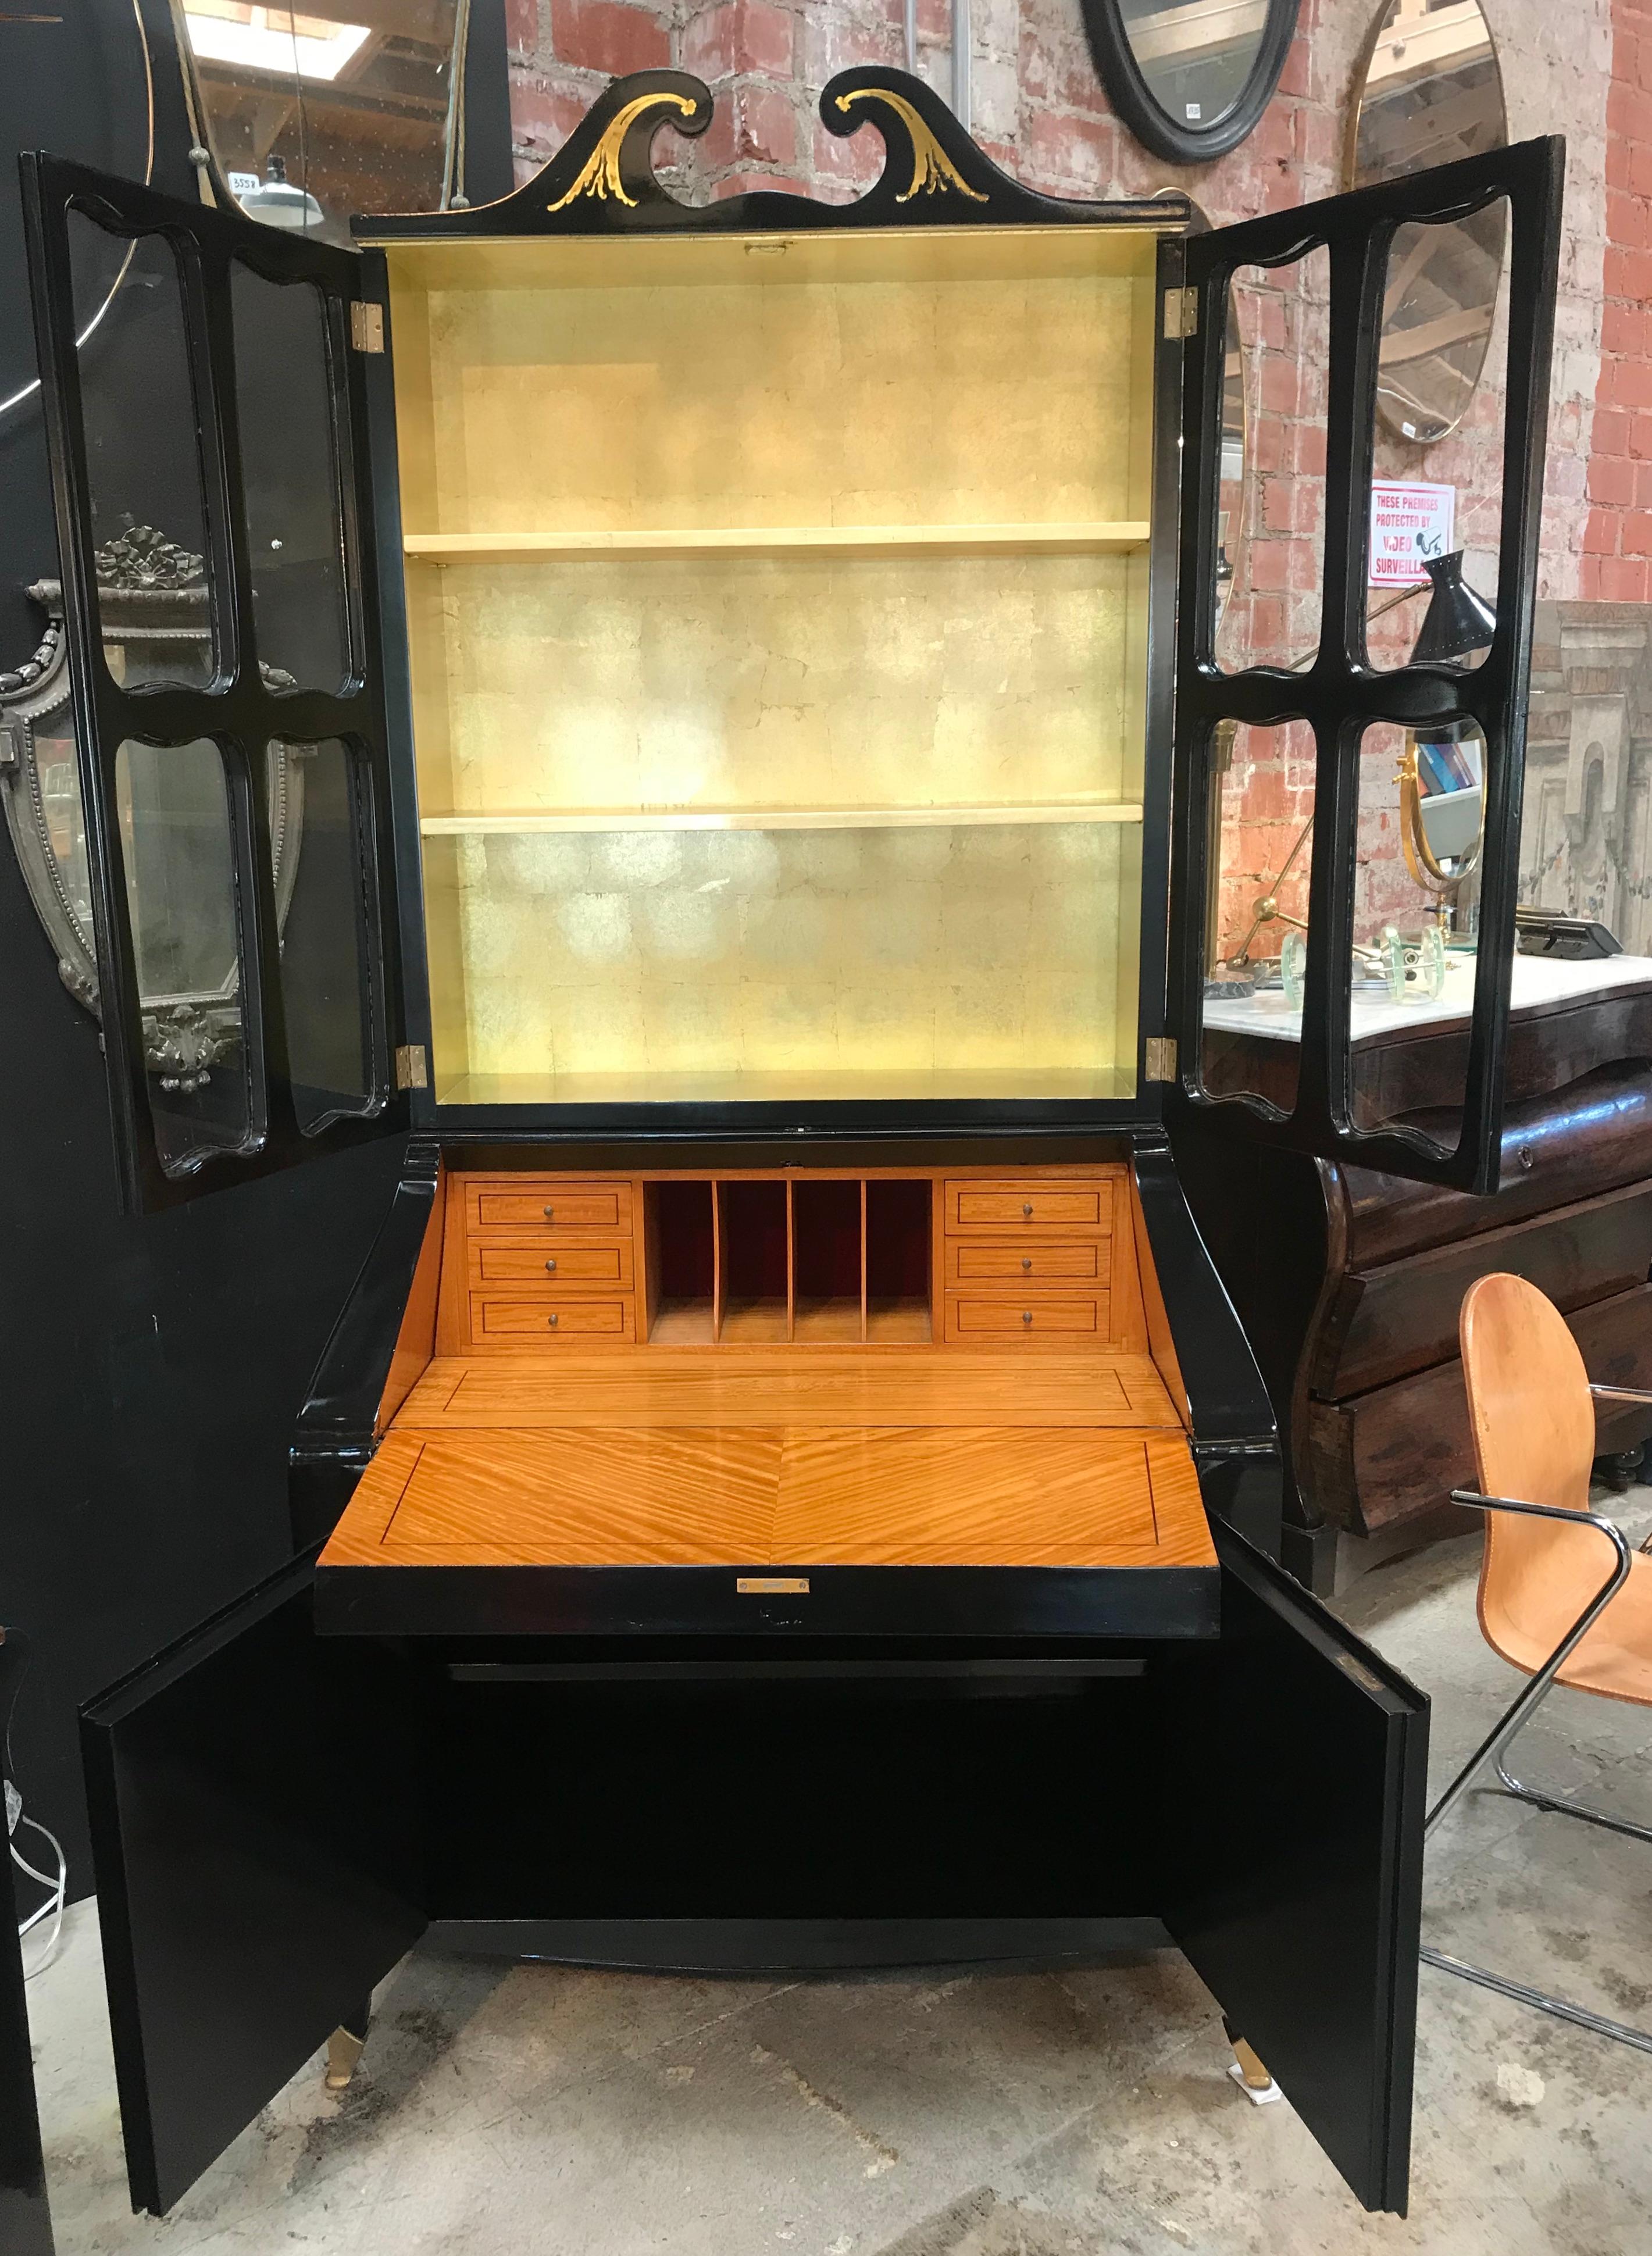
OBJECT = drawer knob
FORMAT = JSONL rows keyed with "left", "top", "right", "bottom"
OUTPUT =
{"left": 1022, "top": 1309, "right": 1033, "bottom": 1325}
{"left": 548, "top": 1312, "right": 559, "bottom": 1327}
{"left": 1022, "top": 1256, "right": 1032, "bottom": 1271}
{"left": 545, "top": 1258, "right": 557, "bottom": 1272}
{"left": 543, "top": 1204, "right": 555, "bottom": 1217}
{"left": 1022, "top": 1201, "right": 1033, "bottom": 1218}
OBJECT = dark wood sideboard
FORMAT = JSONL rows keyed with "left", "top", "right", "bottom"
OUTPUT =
{"left": 1173, "top": 975, "right": 1652, "bottom": 1593}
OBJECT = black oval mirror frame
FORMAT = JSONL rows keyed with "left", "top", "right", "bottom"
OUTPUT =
{"left": 1080, "top": 0, "right": 1303, "bottom": 166}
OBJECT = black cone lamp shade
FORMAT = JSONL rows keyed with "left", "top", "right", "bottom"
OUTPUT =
{"left": 1410, "top": 549, "right": 1497, "bottom": 662}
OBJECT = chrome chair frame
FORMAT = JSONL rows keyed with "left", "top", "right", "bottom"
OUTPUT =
{"left": 1421, "top": 1479, "right": 1652, "bottom": 2055}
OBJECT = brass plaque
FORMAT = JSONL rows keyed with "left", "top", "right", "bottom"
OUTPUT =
{"left": 737, "top": 1576, "right": 811, "bottom": 1595}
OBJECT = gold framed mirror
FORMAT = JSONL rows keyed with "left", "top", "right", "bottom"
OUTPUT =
{"left": 1347, "top": 0, "right": 1508, "bottom": 445}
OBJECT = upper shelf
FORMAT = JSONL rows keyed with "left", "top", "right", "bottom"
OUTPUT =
{"left": 419, "top": 800, "right": 1146, "bottom": 835}
{"left": 402, "top": 522, "right": 1152, "bottom": 565}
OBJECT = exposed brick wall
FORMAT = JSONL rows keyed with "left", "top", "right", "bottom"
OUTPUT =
{"left": 504, "top": 0, "right": 1613, "bottom": 955}
{"left": 1585, "top": 0, "right": 1652, "bottom": 598}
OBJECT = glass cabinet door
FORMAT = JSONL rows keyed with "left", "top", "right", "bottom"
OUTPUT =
{"left": 22, "top": 155, "right": 404, "bottom": 1213}
{"left": 1167, "top": 134, "right": 1564, "bottom": 1193}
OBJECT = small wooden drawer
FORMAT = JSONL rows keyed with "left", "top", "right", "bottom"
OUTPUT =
{"left": 945, "top": 1293, "right": 1107, "bottom": 1342}
{"left": 945, "top": 1238, "right": 1110, "bottom": 1287}
{"left": 471, "top": 1242, "right": 633, "bottom": 1288}
{"left": 468, "top": 1180, "right": 633, "bottom": 1236}
{"left": 472, "top": 1295, "right": 635, "bottom": 1342}
{"left": 945, "top": 1179, "right": 1111, "bottom": 1233}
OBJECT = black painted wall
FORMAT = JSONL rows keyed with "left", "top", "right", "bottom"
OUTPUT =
{"left": 0, "top": 0, "right": 519, "bottom": 1902}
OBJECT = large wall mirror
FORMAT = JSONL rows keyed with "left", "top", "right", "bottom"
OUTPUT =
{"left": 1081, "top": 0, "right": 1302, "bottom": 164}
{"left": 175, "top": 0, "right": 511, "bottom": 246}
{"left": 1348, "top": 0, "right": 1508, "bottom": 444}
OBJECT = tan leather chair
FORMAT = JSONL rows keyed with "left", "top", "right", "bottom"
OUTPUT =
{"left": 1422, "top": 1272, "right": 1652, "bottom": 2054}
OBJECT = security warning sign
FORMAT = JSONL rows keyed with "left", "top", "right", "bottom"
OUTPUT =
{"left": 1369, "top": 480, "right": 1455, "bottom": 586}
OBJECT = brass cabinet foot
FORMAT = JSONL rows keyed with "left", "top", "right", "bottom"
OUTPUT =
{"left": 324, "top": 2025, "right": 366, "bottom": 2093}
{"left": 1226, "top": 2035, "right": 1283, "bottom": 2107}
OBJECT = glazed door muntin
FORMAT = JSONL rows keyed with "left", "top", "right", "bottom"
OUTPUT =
{"left": 1168, "top": 137, "right": 1564, "bottom": 1194}
{"left": 21, "top": 153, "right": 405, "bottom": 1212}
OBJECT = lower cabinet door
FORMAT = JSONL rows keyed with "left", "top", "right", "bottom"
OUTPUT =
{"left": 1162, "top": 1529, "right": 1428, "bottom": 2216}
{"left": 81, "top": 1552, "right": 427, "bottom": 2216}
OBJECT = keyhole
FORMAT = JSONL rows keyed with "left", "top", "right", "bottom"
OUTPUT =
{"left": 545, "top": 1258, "right": 557, "bottom": 1272}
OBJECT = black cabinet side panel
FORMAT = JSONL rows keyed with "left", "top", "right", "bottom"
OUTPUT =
{"left": 81, "top": 1557, "right": 425, "bottom": 2216}
{"left": 1163, "top": 1534, "right": 1427, "bottom": 2215}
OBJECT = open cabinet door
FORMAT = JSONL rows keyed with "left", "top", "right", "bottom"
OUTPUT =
{"left": 1163, "top": 1532, "right": 1427, "bottom": 2214}
{"left": 20, "top": 153, "right": 409, "bottom": 1213}
{"left": 82, "top": 1555, "right": 426, "bottom": 2215}
{"left": 1168, "top": 138, "right": 1564, "bottom": 1193}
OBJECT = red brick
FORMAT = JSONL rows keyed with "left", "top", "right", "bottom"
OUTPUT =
{"left": 1624, "top": 510, "right": 1652, "bottom": 555}
{"left": 1589, "top": 454, "right": 1636, "bottom": 506}
{"left": 1579, "top": 553, "right": 1605, "bottom": 600}
{"left": 1600, "top": 555, "right": 1651, "bottom": 601}
{"left": 1246, "top": 538, "right": 1290, "bottom": 594}
{"left": 1025, "top": 110, "right": 1114, "bottom": 199}
{"left": 1258, "top": 354, "right": 1300, "bottom": 417}
{"left": 1608, "top": 79, "right": 1652, "bottom": 140}
{"left": 511, "top": 72, "right": 590, "bottom": 152}
{"left": 1630, "top": 409, "right": 1652, "bottom": 459}
{"left": 1604, "top": 300, "right": 1647, "bottom": 358}
{"left": 506, "top": 0, "right": 540, "bottom": 56}
{"left": 1275, "top": 32, "right": 1311, "bottom": 99}
{"left": 1603, "top": 355, "right": 1652, "bottom": 410}
{"left": 712, "top": 167, "right": 800, "bottom": 198}
{"left": 683, "top": 0, "right": 794, "bottom": 82}
{"left": 1608, "top": 188, "right": 1652, "bottom": 248}
{"left": 548, "top": 0, "right": 669, "bottom": 75}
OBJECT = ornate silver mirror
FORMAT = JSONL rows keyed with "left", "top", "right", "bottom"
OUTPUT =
{"left": 0, "top": 540, "right": 304, "bottom": 1089}
{"left": 1083, "top": 0, "right": 1301, "bottom": 164}
{"left": 1348, "top": 0, "right": 1508, "bottom": 444}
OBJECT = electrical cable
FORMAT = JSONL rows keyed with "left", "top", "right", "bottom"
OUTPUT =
{"left": 2, "top": 1631, "right": 69, "bottom": 1976}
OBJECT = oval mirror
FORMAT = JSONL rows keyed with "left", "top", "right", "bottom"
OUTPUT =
{"left": 1082, "top": 0, "right": 1302, "bottom": 165}
{"left": 1348, "top": 0, "right": 1508, "bottom": 444}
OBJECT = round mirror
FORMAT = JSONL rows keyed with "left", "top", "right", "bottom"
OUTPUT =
{"left": 1348, "top": 0, "right": 1508, "bottom": 444}
{"left": 1082, "top": 0, "right": 1302, "bottom": 165}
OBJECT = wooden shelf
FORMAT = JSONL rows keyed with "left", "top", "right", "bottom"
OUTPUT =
{"left": 403, "top": 520, "right": 1151, "bottom": 564}
{"left": 420, "top": 801, "right": 1144, "bottom": 836}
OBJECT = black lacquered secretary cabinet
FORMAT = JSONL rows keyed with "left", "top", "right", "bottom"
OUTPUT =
{"left": 20, "top": 72, "right": 1561, "bottom": 2222}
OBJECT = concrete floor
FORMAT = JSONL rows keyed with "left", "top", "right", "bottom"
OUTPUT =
{"left": 21, "top": 1498, "right": 1652, "bottom": 2256}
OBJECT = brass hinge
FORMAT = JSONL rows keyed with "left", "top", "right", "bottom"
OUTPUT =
{"left": 1144, "top": 1036, "right": 1178, "bottom": 1083}
{"left": 349, "top": 300, "right": 385, "bottom": 353}
{"left": 1162, "top": 285, "right": 1198, "bottom": 340}
{"left": 394, "top": 1044, "right": 428, "bottom": 1090}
